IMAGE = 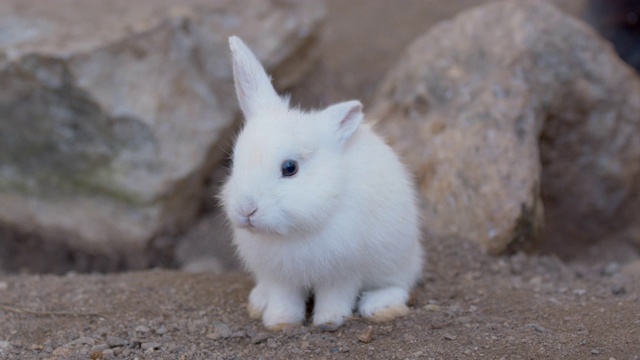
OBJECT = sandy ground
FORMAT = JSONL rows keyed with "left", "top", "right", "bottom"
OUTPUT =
{"left": 1, "top": 0, "right": 640, "bottom": 359}
{"left": 0, "top": 236, "right": 638, "bottom": 359}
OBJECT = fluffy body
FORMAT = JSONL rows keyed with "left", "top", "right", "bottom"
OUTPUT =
{"left": 222, "top": 36, "right": 424, "bottom": 330}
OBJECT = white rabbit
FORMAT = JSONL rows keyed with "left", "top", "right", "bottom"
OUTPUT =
{"left": 221, "top": 36, "right": 424, "bottom": 330}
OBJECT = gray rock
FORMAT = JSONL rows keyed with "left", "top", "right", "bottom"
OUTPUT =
{"left": 135, "top": 325, "right": 151, "bottom": 334}
{"left": 175, "top": 196, "right": 239, "bottom": 272}
{"left": 68, "top": 336, "right": 95, "bottom": 346}
{"left": 0, "top": 0, "right": 325, "bottom": 260}
{"left": 602, "top": 262, "right": 620, "bottom": 277}
{"left": 155, "top": 326, "right": 168, "bottom": 336}
{"left": 443, "top": 334, "right": 457, "bottom": 341}
{"left": 370, "top": 0, "right": 640, "bottom": 253}
{"left": 527, "top": 323, "right": 547, "bottom": 333}
{"left": 90, "top": 344, "right": 109, "bottom": 353}
{"left": 101, "top": 348, "right": 114, "bottom": 356}
{"left": 141, "top": 342, "right": 161, "bottom": 351}
{"left": 206, "top": 332, "right": 221, "bottom": 341}
{"left": 106, "top": 336, "right": 127, "bottom": 348}
{"left": 611, "top": 285, "right": 626, "bottom": 296}
{"left": 250, "top": 332, "right": 269, "bottom": 345}
{"left": 212, "top": 321, "right": 232, "bottom": 339}
{"left": 0, "top": 341, "right": 10, "bottom": 355}
{"left": 266, "top": 338, "right": 278, "bottom": 349}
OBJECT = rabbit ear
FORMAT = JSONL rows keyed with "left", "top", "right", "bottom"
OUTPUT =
{"left": 322, "top": 100, "right": 364, "bottom": 145}
{"left": 229, "top": 36, "right": 282, "bottom": 120}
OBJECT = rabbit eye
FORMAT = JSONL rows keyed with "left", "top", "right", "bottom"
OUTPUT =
{"left": 281, "top": 160, "right": 298, "bottom": 177}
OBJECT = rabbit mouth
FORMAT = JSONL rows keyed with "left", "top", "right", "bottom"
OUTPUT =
{"left": 236, "top": 216, "right": 256, "bottom": 230}
{"left": 234, "top": 215, "right": 292, "bottom": 236}
{"left": 236, "top": 216, "right": 266, "bottom": 234}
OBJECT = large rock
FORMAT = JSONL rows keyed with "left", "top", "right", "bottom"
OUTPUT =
{"left": 371, "top": 0, "right": 640, "bottom": 254}
{"left": 0, "top": 0, "right": 325, "bottom": 259}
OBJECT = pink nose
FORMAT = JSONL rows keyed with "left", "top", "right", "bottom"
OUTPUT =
{"left": 236, "top": 205, "right": 258, "bottom": 228}
{"left": 247, "top": 207, "right": 258, "bottom": 217}
{"left": 239, "top": 203, "right": 258, "bottom": 218}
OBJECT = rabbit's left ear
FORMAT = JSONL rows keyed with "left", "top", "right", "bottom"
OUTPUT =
{"left": 229, "top": 36, "right": 282, "bottom": 120}
{"left": 321, "top": 100, "right": 364, "bottom": 146}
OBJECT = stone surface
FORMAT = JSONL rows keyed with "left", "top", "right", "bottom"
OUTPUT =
{"left": 175, "top": 164, "right": 239, "bottom": 272}
{"left": 370, "top": 0, "right": 640, "bottom": 254}
{"left": 0, "top": 0, "right": 324, "bottom": 258}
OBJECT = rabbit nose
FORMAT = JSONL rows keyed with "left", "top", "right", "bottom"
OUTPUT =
{"left": 247, "top": 207, "right": 258, "bottom": 217}
{"left": 239, "top": 200, "right": 258, "bottom": 218}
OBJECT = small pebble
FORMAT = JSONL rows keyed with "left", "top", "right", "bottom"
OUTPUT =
{"left": 266, "top": 338, "right": 278, "bottom": 349}
{"left": 155, "top": 326, "right": 168, "bottom": 335}
{"left": 573, "top": 289, "right": 587, "bottom": 296}
{"left": 591, "top": 349, "right": 600, "bottom": 355}
{"left": 213, "top": 322, "right": 232, "bottom": 338}
{"left": 90, "top": 344, "right": 109, "bottom": 353}
{"left": 357, "top": 326, "right": 374, "bottom": 343}
{"left": 102, "top": 349, "right": 114, "bottom": 356}
{"left": 527, "top": 323, "right": 547, "bottom": 333}
{"left": 106, "top": 337, "right": 128, "bottom": 348}
{"left": 251, "top": 332, "right": 269, "bottom": 345}
{"left": 300, "top": 340, "right": 310, "bottom": 350}
{"left": 69, "top": 337, "right": 95, "bottom": 346}
{"left": 0, "top": 282, "right": 7, "bottom": 290}
{"left": 424, "top": 304, "right": 441, "bottom": 312}
{"left": 443, "top": 334, "right": 457, "bottom": 340}
{"left": 282, "top": 325, "right": 308, "bottom": 337}
{"left": 0, "top": 341, "right": 10, "bottom": 351}
{"left": 602, "top": 262, "right": 620, "bottom": 277}
{"left": 457, "top": 316, "right": 472, "bottom": 324}
{"left": 403, "top": 334, "right": 416, "bottom": 343}
{"left": 231, "top": 331, "right": 246, "bottom": 338}
{"left": 52, "top": 347, "right": 71, "bottom": 356}
{"left": 135, "top": 325, "right": 151, "bottom": 334}
{"left": 207, "top": 331, "right": 222, "bottom": 341}
{"left": 611, "top": 285, "right": 626, "bottom": 296}
{"left": 141, "top": 342, "right": 161, "bottom": 351}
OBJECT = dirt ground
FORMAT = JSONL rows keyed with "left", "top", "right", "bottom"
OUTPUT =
{"left": 1, "top": 235, "right": 639, "bottom": 359}
{"left": 1, "top": 0, "right": 640, "bottom": 359}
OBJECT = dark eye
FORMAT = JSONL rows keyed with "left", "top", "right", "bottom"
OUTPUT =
{"left": 281, "top": 160, "right": 298, "bottom": 177}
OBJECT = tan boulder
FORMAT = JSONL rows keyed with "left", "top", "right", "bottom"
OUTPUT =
{"left": 371, "top": 0, "right": 640, "bottom": 254}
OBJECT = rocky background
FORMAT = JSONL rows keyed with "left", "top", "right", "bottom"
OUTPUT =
{"left": 1, "top": 0, "right": 640, "bottom": 359}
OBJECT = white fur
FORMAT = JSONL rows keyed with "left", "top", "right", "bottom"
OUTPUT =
{"left": 221, "top": 36, "right": 424, "bottom": 330}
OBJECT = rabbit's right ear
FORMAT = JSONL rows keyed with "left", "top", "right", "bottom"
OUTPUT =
{"left": 229, "top": 36, "right": 282, "bottom": 120}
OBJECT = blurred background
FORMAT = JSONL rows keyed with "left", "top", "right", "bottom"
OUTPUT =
{"left": 1, "top": 0, "right": 639, "bottom": 275}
